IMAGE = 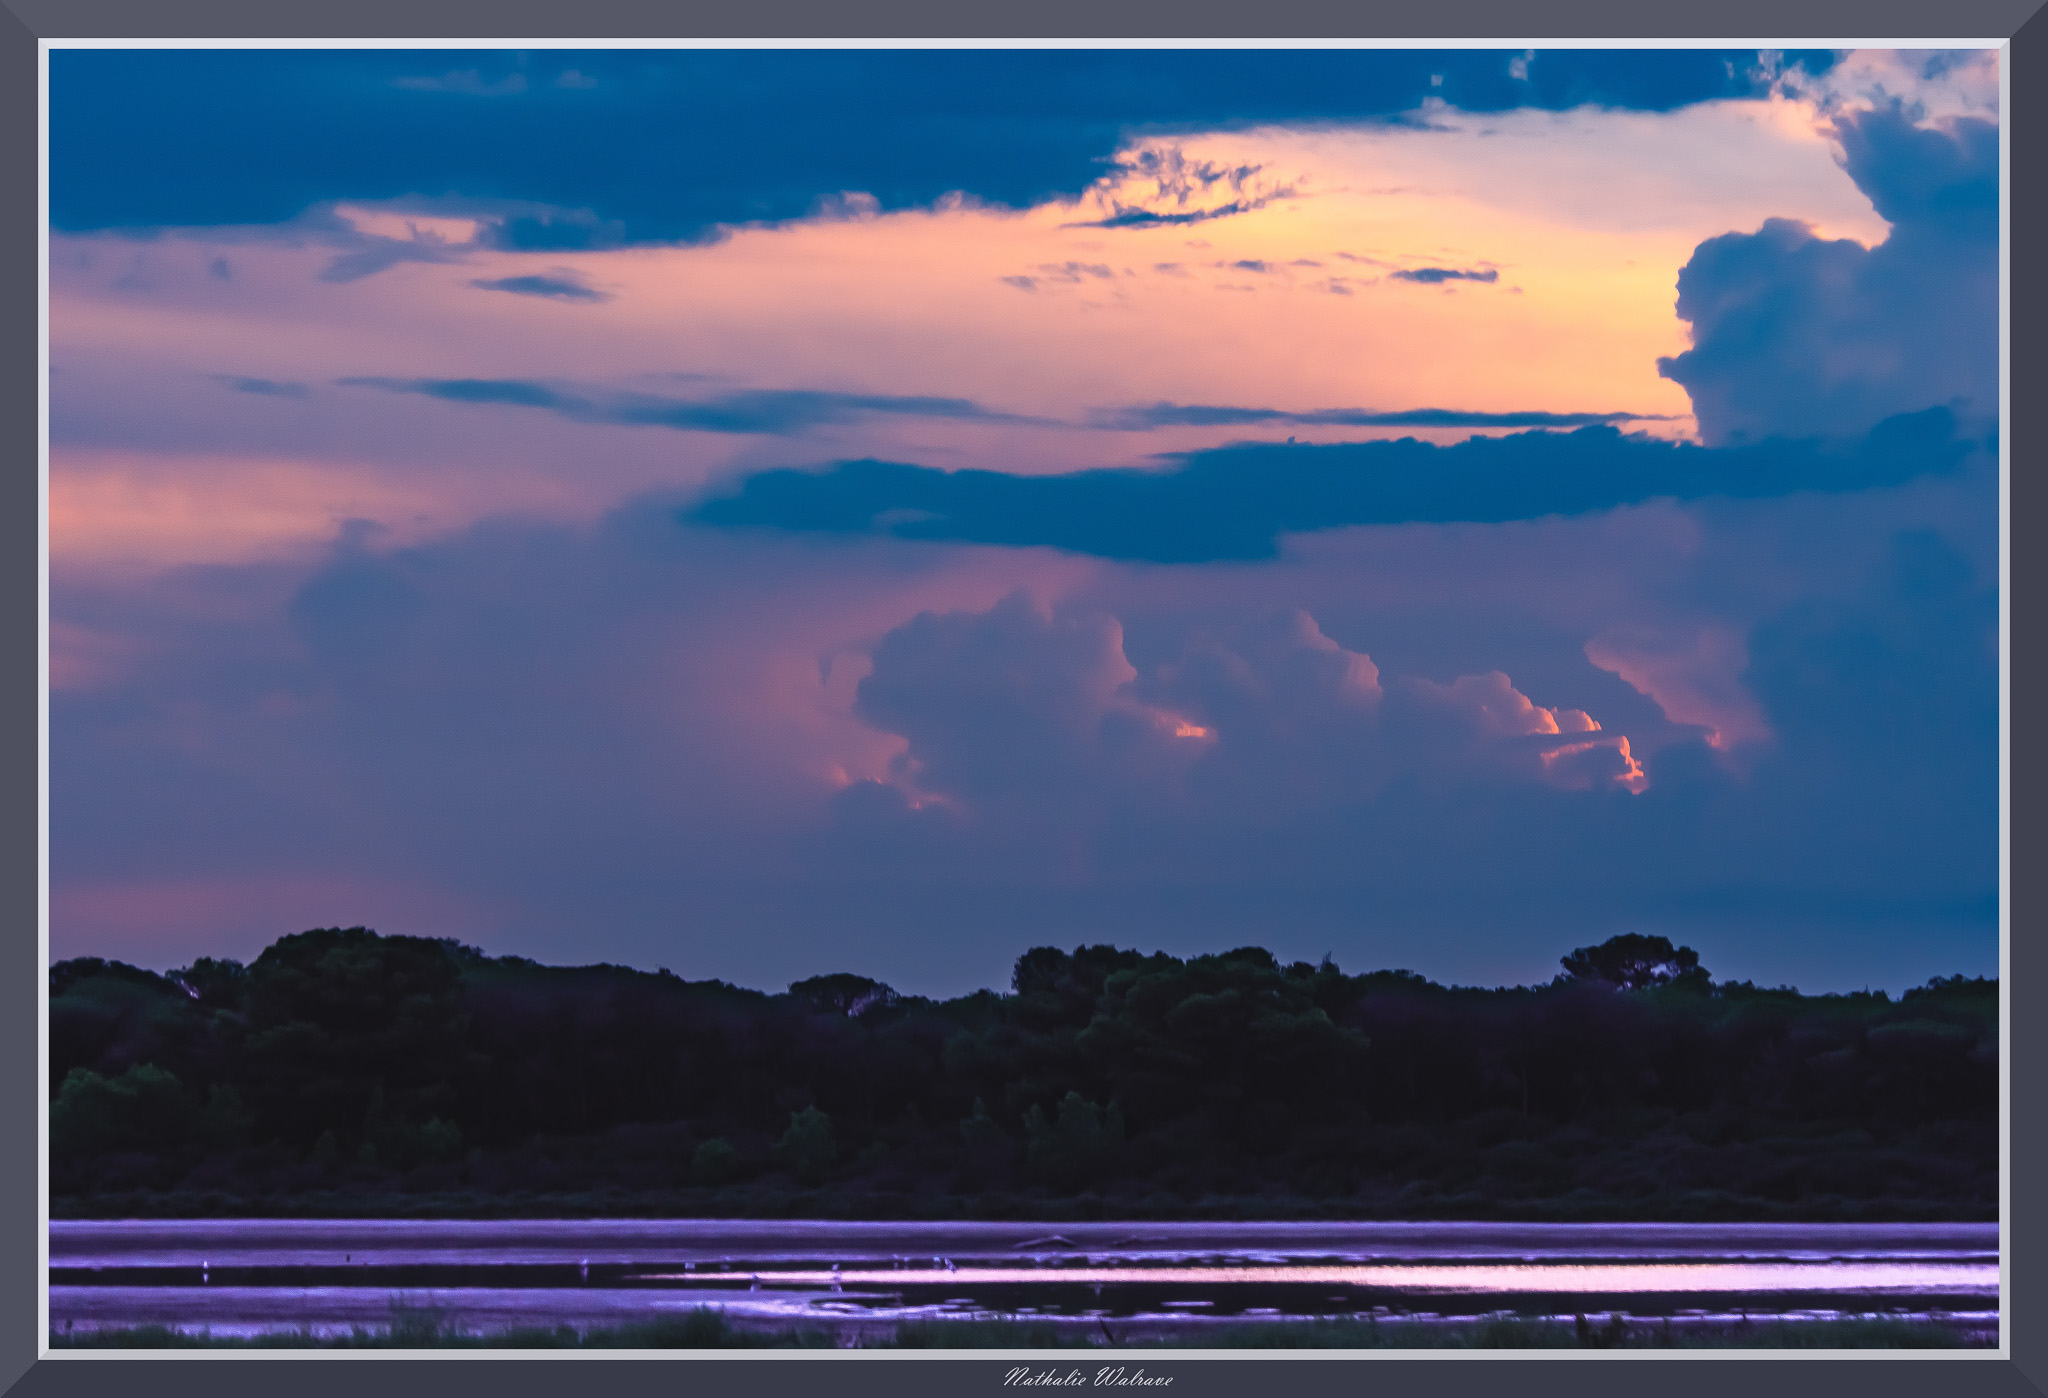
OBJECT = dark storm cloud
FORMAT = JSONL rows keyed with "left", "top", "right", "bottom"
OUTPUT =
{"left": 691, "top": 408, "right": 1974, "bottom": 562}
{"left": 338, "top": 376, "right": 1046, "bottom": 435}
{"left": 1390, "top": 266, "right": 1500, "bottom": 285}
{"left": 1089, "top": 403, "right": 1672, "bottom": 431}
{"left": 469, "top": 272, "right": 609, "bottom": 302}
{"left": 50, "top": 49, "right": 1838, "bottom": 245}
{"left": 1657, "top": 103, "right": 1997, "bottom": 445}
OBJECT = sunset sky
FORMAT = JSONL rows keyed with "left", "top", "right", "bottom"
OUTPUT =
{"left": 46, "top": 47, "right": 2002, "bottom": 994}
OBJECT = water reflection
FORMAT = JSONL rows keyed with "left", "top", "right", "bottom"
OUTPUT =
{"left": 49, "top": 1219, "right": 2000, "bottom": 1339}
{"left": 639, "top": 1261, "right": 1995, "bottom": 1293}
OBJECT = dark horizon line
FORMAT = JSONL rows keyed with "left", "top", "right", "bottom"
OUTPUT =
{"left": 48, "top": 927, "right": 1997, "bottom": 1005}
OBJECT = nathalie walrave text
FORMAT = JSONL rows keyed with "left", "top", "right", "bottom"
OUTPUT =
{"left": 1005, "top": 1367, "right": 1172, "bottom": 1387}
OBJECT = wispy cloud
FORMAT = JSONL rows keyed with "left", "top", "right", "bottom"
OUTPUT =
{"left": 1066, "top": 146, "right": 1301, "bottom": 230}
{"left": 1065, "top": 197, "right": 1282, "bottom": 230}
{"left": 469, "top": 271, "right": 610, "bottom": 302}
{"left": 337, "top": 377, "right": 1051, "bottom": 435}
{"left": 211, "top": 375, "right": 311, "bottom": 398}
{"left": 1391, "top": 266, "right": 1500, "bottom": 285}
{"left": 1000, "top": 261, "right": 1119, "bottom": 292}
{"left": 1089, "top": 402, "right": 1674, "bottom": 431}
{"left": 311, "top": 207, "right": 482, "bottom": 283}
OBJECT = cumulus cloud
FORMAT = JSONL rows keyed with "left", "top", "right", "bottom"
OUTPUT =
{"left": 1134, "top": 610, "right": 1386, "bottom": 818}
{"left": 1534, "top": 736, "right": 1648, "bottom": 794}
{"left": 1585, "top": 624, "right": 1772, "bottom": 753}
{"left": 1657, "top": 103, "right": 1997, "bottom": 444}
{"left": 1776, "top": 48, "right": 1998, "bottom": 125}
{"left": 1409, "top": 670, "right": 1596, "bottom": 739}
{"left": 848, "top": 593, "right": 1189, "bottom": 825}
{"left": 693, "top": 408, "right": 1976, "bottom": 562}
{"left": 1396, "top": 671, "right": 1643, "bottom": 794}
{"left": 845, "top": 594, "right": 1650, "bottom": 836}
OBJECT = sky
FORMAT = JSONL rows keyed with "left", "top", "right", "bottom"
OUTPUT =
{"left": 45, "top": 47, "right": 2003, "bottom": 996}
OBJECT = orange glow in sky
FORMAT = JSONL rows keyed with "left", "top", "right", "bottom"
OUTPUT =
{"left": 48, "top": 89, "right": 1894, "bottom": 575}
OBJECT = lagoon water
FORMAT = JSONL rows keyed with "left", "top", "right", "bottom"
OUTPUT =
{"left": 49, "top": 1219, "right": 2000, "bottom": 1341}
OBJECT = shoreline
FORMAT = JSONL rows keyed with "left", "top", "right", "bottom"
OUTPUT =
{"left": 48, "top": 1307, "right": 2002, "bottom": 1351}
{"left": 47, "top": 1193, "right": 2003, "bottom": 1225}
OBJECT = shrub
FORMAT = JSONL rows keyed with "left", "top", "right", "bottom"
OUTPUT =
{"left": 692, "top": 1136, "right": 739, "bottom": 1185}
{"left": 774, "top": 1107, "right": 836, "bottom": 1184}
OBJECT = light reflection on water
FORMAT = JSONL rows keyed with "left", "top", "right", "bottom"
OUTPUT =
{"left": 49, "top": 1220, "right": 2001, "bottom": 1336}
{"left": 639, "top": 1262, "right": 1997, "bottom": 1293}
{"left": 48, "top": 1217, "right": 2003, "bottom": 1267}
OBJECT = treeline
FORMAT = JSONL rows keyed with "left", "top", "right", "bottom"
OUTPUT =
{"left": 49, "top": 930, "right": 1996, "bottom": 1219}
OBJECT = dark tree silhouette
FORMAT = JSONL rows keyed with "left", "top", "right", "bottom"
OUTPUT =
{"left": 1559, "top": 934, "right": 1706, "bottom": 989}
{"left": 46, "top": 929, "right": 1993, "bottom": 1220}
{"left": 788, "top": 973, "right": 899, "bottom": 1017}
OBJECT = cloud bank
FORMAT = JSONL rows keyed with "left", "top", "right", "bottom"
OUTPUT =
{"left": 1089, "top": 403, "right": 1671, "bottom": 431}
{"left": 692, "top": 409, "right": 1975, "bottom": 562}
{"left": 51, "top": 50, "right": 1838, "bottom": 246}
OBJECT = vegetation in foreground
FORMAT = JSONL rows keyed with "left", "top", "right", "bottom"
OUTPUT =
{"left": 51, "top": 928, "right": 1996, "bottom": 1220}
{"left": 49, "top": 1305, "right": 1994, "bottom": 1350}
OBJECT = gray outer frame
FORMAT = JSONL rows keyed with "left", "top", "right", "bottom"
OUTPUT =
{"left": 3, "top": 3, "right": 2039, "bottom": 1397}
